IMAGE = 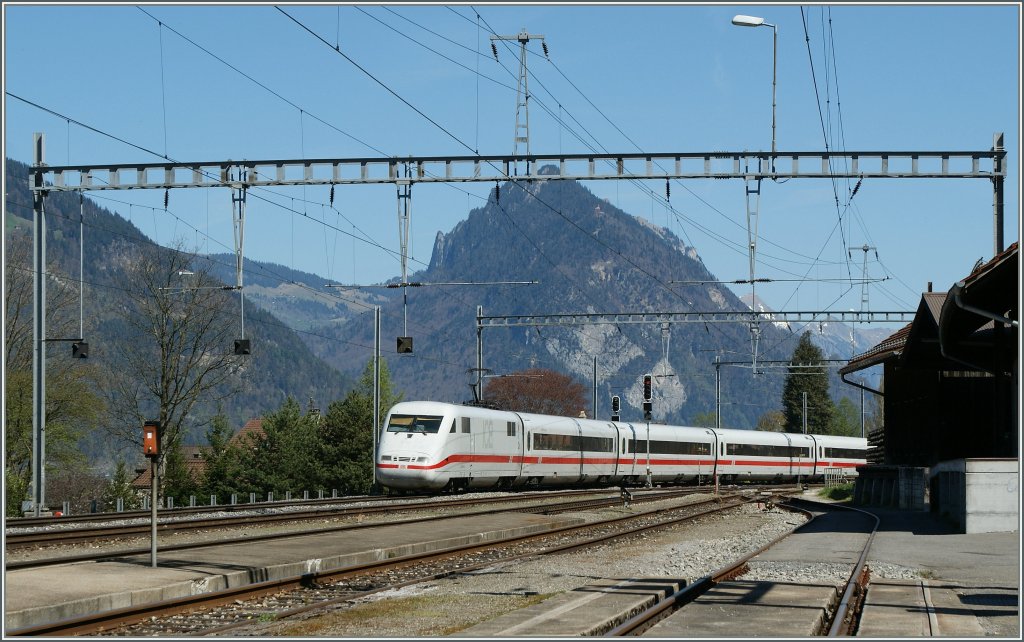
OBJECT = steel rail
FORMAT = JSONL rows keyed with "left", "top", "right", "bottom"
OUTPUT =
{"left": 5, "top": 488, "right": 631, "bottom": 550}
{"left": 5, "top": 488, "right": 696, "bottom": 570}
{"left": 5, "top": 492, "right": 429, "bottom": 528}
{"left": 823, "top": 501, "right": 880, "bottom": 636}
{"left": 7, "top": 492, "right": 750, "bottom": 636}
{"left": 603, "top": 498, "right": 816, "bottom": 636}
{"left": 200, "top": 495, "right": 761, "bottom": 637}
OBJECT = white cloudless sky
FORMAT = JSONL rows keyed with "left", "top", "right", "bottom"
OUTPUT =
{"left": 4, "top": 2, "right": 1020, "bottom": 326}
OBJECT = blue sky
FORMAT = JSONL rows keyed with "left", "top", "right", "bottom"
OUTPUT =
{"left": 4, "top": 3, "right": 1020, "bottom": 329}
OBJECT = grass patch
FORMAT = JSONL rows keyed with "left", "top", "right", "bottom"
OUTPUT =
{"left": 436, "top": 592, "right": 555, "bottom": 636}
{"left": 272, "top": 591, "right": 556, "bottom": 637}
{"left": 819, "top": 483, "right": 854, "bottom": 501}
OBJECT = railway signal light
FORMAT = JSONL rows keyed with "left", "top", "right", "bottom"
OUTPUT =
{"left": 72, "top": 341, "right": 88, "bottom": 359}
{"left": 642, "top": 374, "right": 653, "bottom": 402}
{"left": 143, "top": 421, "right": 160, "bottom": 458}
{"left": 234, "top": 339, "right": 251, "bottom": 356}
{"left": 611, "top": 395, "right": 620, "bottom": 422}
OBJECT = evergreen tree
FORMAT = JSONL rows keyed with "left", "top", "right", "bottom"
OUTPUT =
{"left": 101, "top": 459, "right": 141, "bottom": 511}
{"left": 236, "top": 397, "right": 320, "bottom": 496}
{"left": 200, "top": 413, "right": 243, "bottom": 502}
{"left": 828, "top": 397, "right": 863, "bottom": 437}
{"left": 5, "top": 467, "right": 30, "bottom": 517}
{"left": 691, "top": 411, "right": 717, "bottom": 428}
{"left": 318, "top": 358, "right": 402, "bottom": 495}
{"left": 781, "top": 332, "right": 835, "bottom": 433}
{"left": 162, "top": 439, "right": 199, "bottom": 507}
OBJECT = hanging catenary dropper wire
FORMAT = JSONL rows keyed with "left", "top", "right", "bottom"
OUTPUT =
{"left": 79, "top": 194, "right": 84, "bottom": 340}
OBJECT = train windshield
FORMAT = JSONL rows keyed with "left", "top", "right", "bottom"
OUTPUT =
{"left": 387, "top": 414, "right": 445, "bottom": 434}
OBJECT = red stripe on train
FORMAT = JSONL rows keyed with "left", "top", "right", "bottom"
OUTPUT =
{"left": 380, "top": 454, "right": 865, "bottom": 471}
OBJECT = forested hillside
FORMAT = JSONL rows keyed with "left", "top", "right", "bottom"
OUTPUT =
{"left": 4, "top": 158, "right": 353, "bottom": 464}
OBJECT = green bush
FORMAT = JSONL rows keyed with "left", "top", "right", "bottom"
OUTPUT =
{"left": 820, "top": 483, "right": 854, "bottom": 501}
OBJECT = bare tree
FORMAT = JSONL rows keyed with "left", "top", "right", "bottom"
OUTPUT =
{"left": 4, "top": 228, "right": 78, "bottom": 370}
{"left": 484, "top": 368, "right": 588, "bottom": 416}
{"left": 104, "top": 240, "right": 243, "bottom": 453}
{"left": 5, "top": 230, "right": 102, "bottom": 515}
{"left": 756, "top": 410, "right": 787, "bottom": 432}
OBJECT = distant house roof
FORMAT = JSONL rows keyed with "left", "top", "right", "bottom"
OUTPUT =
{"left": 131, "top": 417, "right": 266, "bottom": 489}
{"left": 131, "top": 446, "right": 208, "bottom": 488}
{"left": 231, "top": 418, "right": 265, "bottom": 446}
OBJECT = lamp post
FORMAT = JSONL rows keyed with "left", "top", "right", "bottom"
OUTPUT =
{"left": 732, "top": 14, "right": 777, "bottom": 175}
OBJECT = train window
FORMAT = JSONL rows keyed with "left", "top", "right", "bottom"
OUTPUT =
{"left": 823, "top": 447, "right": 866, "bottom": 459}
{"left": 533, "top": 433, "right": 612, "bottom": 452}
{"left": 580, "top": 435, "right": 613, "bottom": 452}
{"left": 507, "top": 421, "right": 516, "bottom": 436}
{"left": 387, "top": 415, "right": 444, "bottom": 434}
{"left": 461, "top": 418, "right": 471, "bottom": 433}
{"left": 632, "top": 439, "right": 711, "bottom": 456}
{"left": 728, "top": 443, "right": 812, "bottom": 458}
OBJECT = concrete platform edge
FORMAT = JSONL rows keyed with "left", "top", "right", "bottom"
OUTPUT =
{"left": 5, "top": 519, "right": 567, "bottom": 630}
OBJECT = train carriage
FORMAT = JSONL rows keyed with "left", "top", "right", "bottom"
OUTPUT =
{"left": 629, "top": 424, "right": 718, "bottom": 485}
{"left": 812, "top": 434, "right": 867, "bottom": 481}
{"left": 375, "top": 401, "right": 866, "bottom": 492}
{"left": 519, "top": 415, "right": 619, "bottom": 486}
{"left": 715, "top": 428, "right": 818, "bottom": 481}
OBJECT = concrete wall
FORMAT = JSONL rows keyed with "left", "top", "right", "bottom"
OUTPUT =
{"left": 930, "top": 458, "right": 1019, "bottom": 534}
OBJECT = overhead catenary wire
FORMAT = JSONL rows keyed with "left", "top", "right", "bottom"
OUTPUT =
{"left": 21, "top": 7, "right": 910, "bottom": 382}
{"left": 274, "top": 8, "right": 729, "bottom": 330}
{"left": 8, "top": 197, "right": 484, "bottom": 375}
{"left": 135, "top": 7, "right": 387, "bottom": 157}
{"left": 9, "top": 95, "right": 510, "bottom": 375}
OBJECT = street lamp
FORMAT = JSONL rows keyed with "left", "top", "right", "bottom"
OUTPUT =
{"left": 732, "top": 14, "right": 777, "bottom": 175}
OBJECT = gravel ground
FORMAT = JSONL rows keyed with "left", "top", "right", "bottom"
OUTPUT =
{"left": 233, "top": 501, "right": 811, "bottom": 637}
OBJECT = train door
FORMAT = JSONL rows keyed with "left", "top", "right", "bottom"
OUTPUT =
{"left": 610, "top": 423, "right": 622, "bottom": 478}
{"left": 572, "top": 418, "right": 585, "bottom": 482}
{"left": 782, "top": 432, "right": 794, "bottom": 477}
{"left": 512, "top": 413, "right": 527, "bottom": 482}
{"left": 625, "top": 423, "right": 638, "bottom": 477}
{"left": 809, "top": 434, "right": 822, "bottom": 477}
{"left": 703, "top": 429, "right": 718, "bottom": 482}
{"left": 461, "top": 416, "right": 473, "bottom": 476}
{"left": 785, "top": 433, "right": 813, "bottom": 480}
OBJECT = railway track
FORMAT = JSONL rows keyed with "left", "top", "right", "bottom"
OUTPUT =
{"left": 5, "top": 487, "right": 698, "bottom": 570}
{"left": 5, "top": 492, "right": 429, "bottom": 528}
{"left": 5, "top": 487, "right": 649, "bottom": 552}
{"left": 603, "top": 497, "right": 879, "bottom": 637}
{"left": 8, "top": 490, "right": 774, "bottom": 636}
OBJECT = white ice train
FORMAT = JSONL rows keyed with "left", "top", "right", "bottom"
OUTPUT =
{"left": 375, "top": 401, "right": 867, "bottom": 492}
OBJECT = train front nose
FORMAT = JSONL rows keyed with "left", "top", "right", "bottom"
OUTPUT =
{"left": 376, "top": 448, "right": 446, "bottom": 490}
{"left": 376, "top": 409, "right": 450, "bottom": 491}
